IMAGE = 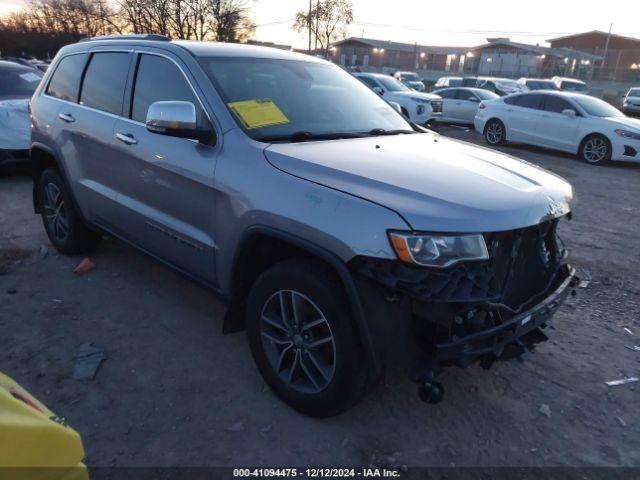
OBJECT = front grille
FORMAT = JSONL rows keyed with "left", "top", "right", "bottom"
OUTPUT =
{"left": 430, "top": 100, "right": 443, "bottom": 113}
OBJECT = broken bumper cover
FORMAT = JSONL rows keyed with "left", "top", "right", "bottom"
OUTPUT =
{"left": 434, "top": 264, "right": 576, "bottom": 365}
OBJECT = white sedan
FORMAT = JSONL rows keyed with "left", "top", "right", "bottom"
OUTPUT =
{"left": 354, "top": 73, "right": 442, "bottom": 125}
{"left": 474, "top": 91, "right": 640, "bottom": 165}
{"left": 432, "top": 87, "right": 499, "bottom": 124}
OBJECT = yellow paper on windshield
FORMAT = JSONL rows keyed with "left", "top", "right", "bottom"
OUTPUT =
{"left": 228, "top": 99, "right": 290, "bottom": 129}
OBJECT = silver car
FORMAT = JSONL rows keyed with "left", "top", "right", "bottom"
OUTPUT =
{"left": 30, "top": 35, "right": 577, "bottom": 417}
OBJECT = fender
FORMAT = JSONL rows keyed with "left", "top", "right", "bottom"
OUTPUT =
{"left": 224, "top": 225, "right": 382, "bottom": 375}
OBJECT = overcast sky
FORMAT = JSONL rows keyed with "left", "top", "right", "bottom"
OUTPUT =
{"left": 2, "top": 0, "right": 639, "bottom": 48}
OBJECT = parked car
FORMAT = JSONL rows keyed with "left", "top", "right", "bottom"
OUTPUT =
{"left": 354, "top": 72, "right": 442, "bottom": 124}
{"left": 461, "top": 76, "right": 488, "bottom": 87}
{"left": 517, "top": 78, "right": 560, "bottom": 91}
{"left": 475, "top": 91, "right": 640, "bottom": 165}
{"left": 31, "top": 35, "right": 576, "bottom": 417}
{"left": 552, "top": 76, "right": 589, "bottom": 94}
{"left": 0, "top": 61, "right": 43, "bottom": 172}
{"left": 622, "top": 88, "right": 640, "bottom": 116}
{"left": 432, "top": 87, "right": 499, "bottom": 124}
{"left": 433, "top": 76, "right": 463, "bottom": 89}
{"left": 478, "top": 78, "right": 524, "bottom": 96}
{"left": 393, "top": 71, "right": 425, "bottom": 92}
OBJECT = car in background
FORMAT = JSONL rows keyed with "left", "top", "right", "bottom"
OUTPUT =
{"left": 552, "top": 77, "right": 589, "bottom": 94}
{"left": 355, "top": 72, "right": 442, "bottom": 124}
{"left": 433, "top": 76, "right": 463, "bottom": 89}
{"left": 393, "top": 71, "right": 425, "bottom": 91}
{"left": 478, "top": 78, "right": 524, "bottom": 96}
{"left": 517, "top": 78, "right": 560, "bottom": 91}
{"left": 432, "top": 87, "right": 499, "bottom": 125}
{"left": 475, "top": 91, "right": 640, "bottom": 165}
{"left": 0, "top": 61, "right": 43, "bottom": 172}
{"left": 461, "top": 76, "right": 489, "bottom": 87}
{"left": 622, "top": 88, "right": 640, "bottom": 116}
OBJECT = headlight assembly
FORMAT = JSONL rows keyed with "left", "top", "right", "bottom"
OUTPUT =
{"left": 410, "top": 97, "right": 430, "bottom": 104}
{"left": 615, "top": 129, "right": 640, "bottom": 140}
{"left": 389, "top": 232, "right": 489, "bottom": 268}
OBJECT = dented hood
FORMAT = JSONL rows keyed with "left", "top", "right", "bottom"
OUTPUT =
{"left": 264, "top": 133, "right": 573, "bottom": 233}
{"left": 0, "top": 99, "right": 30, "bottom": 150}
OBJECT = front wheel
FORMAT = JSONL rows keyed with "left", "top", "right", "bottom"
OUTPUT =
{"left": 579, "top": 134, "right": 611, "bottom": 165}
{"left": 484, "top": 119, "right": 506, "bottom": 146}
{"left": 246, "top": 259, "right": 370, "bottom": 417}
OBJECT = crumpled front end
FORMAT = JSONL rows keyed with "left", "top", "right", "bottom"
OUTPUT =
{"left": 350, "top": 218, "right": 578, "bottom": 377}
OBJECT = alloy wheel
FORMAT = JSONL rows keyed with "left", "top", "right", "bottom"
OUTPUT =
{"left": 43, "top": 182, "right": 69, "bottom": 242}
{"left": 583, "top": 137, "right": 608, "bottom": 163}
{"left": 260, "top": 290, "right": 336, "bottom": 394}
{"left": 486, "top": 122, "right": 503, "bottom": 144}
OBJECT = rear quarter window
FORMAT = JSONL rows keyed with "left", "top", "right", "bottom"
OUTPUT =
{"left": 46, "top": 54, "right": 87, "bottom": 102}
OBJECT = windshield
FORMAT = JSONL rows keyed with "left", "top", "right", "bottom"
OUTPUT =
{"left": 0, "top": 64, "right": 43, "bottom": 100}
{"left": 495, "top": 80, "right": 521, "bottom": 90}
{"left": 199, "top": 57, "right": 411, "bottom": 141}
{"left": 401, "top": 73, "right": 420, "bottom": 81}
{"left": 574, "top": 96, "right": 623, "bottom": 117}
{"left": 377, "top": 76, "right": 411, "bottom": 92}
{"left": 562, "top": 81, "right": 588, "bottom": 92}
{"left": 628, "top": 89, "right": 640, "bottom": 97}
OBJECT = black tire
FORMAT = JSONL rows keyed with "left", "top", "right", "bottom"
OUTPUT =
{"left": 38, "top": 168, "right": 101, "bottom": 255}
{"left": 484, "top": 118, "right": 506, "bottom": 146}
{"left": 246, "top": 258, "right": 370, "bottom": 417}
{"left": 579, "top": 134, "right": 611, "bottom": 165}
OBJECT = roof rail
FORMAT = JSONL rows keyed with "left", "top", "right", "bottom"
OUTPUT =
{"left": 80, "top": 34, "right": 171, "bottom": 43}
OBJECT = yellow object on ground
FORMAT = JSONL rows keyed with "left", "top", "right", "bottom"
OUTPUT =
{"left": 0, "top": 372, "right": 88, "bottom": 480}
{"left": 227, "top": 99, "right": 290, "bottom": 129}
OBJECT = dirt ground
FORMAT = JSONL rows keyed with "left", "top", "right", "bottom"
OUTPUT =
{"left": 1, "top": 126, "right": 639, "bottom": 469}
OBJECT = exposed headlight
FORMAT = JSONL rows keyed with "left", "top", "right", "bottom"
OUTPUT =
{"left": 410, "top": 97, "right": 430, "bottom": 104}
{"left": 615, "top": 129, "right": 640, "bottom": 140}
{"left": 389, "top": 232, "right": 489, "bottom": 268}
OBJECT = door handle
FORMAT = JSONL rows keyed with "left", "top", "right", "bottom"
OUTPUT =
{"left": 115, "top": 132, "right": 138, "bottom": 145}
{"left": 58, "top": 113, "right": 75, "bottom": 123}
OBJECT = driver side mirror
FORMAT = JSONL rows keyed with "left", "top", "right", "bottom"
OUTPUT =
{"left": 468, "top": 96, "right": 479, "bottom": 102}
{"left": 372, "top": 86, "right": 384, "bottom": 96}
{"left": 146, "top": 101, "right": 214, "bottom": 143}
{"left": 561, "top": 109, "right": 577, "bottom": 119}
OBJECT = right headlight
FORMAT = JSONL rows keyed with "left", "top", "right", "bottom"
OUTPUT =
{"left": 389, "top": 232, "right": 489, "bottom": 268}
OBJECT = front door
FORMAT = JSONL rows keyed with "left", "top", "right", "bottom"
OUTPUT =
{"left": 536, "top": 95, "right": 583, "bottom": 152}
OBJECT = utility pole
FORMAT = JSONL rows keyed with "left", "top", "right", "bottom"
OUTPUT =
{"left": 601, "top": 23, "right": 613, "bottom": 80}
{"left": 308, "top": 0, "right": 312, "bottom": 53}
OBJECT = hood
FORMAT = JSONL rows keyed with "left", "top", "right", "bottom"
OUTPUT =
{"left": 605, "top": 116, "right": 640, "bottom": 131}
{"left": 264, "top": 133, "right": 573, "bottom": 233}
{"left": 0, "top": 99, "right": 30, "bottom": 150}
{"left": 392, "top": 91, "right": 440, "bottom": 101}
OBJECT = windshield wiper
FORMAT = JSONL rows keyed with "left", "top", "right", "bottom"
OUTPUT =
{"left": 368, "top": 128, "right": 416, "bottom": 136}
{"left": 256, "top": 131, "right": 368, "bottom": 143}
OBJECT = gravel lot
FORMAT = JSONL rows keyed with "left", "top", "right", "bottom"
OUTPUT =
{"left": 1, "top": 126, "right": 639, "bottom": 469}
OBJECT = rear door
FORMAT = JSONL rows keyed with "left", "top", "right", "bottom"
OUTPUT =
{"left": 110, "top": 52, "right": 218, "bottom": 283}
{"left": 536, "top": 94, "right": 582, "bottom": 152}
{"left": 504, "top": 94, "right": 545, "bottom": 143}
{"left": 453, "top": 89, "right": 480, "bottom": 123}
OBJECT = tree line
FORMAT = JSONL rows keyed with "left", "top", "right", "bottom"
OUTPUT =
{"left": 0, "top": 0, "right": 255, "bottom": 59}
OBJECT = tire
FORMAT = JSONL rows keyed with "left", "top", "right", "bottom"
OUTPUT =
{"left": 246, "top": 258, "right": 369, "bottom": 417}
{"left": 484, "top": 119, "right": 506, "bottom": 146}
{"left": 38, "top": 168, "right": 101, "bottom": 255}
{"left": 579, "top": 134, "right": 611, "bottom": 165}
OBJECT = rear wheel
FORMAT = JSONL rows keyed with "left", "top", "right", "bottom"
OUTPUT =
{"left": 484, "top": 119, "right": 506, "bottom": 146}
{"left": 246, "top": 259, "right": 370, "bottom": 417}
{"left": 579, "top": 134, "right": 611, "bottom": 165}
{"left": 39, "top": 168, "right": 101, "bottom": 255}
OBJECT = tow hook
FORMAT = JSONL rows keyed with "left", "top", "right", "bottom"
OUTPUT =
{"left": 417, "top": 375, "right": 444, "bottom": 405}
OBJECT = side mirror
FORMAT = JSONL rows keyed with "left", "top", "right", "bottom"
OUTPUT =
{"left": 372, "top": 86, "right": 384, "bottom": 96}
{"left": 388, "top": 101, "right": 402, "bottom": 113}
{"left": 468, "top": 96, "right": 479, "bottom": 102}
{"left": 146, "top": 101, "right": 213, "bottom": 143}
{"left": 561, "top": 109, "right": 577, "bottom": 118}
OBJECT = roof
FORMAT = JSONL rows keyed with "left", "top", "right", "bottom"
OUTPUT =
{"left": 547, "top": 30, "right": 640, "bottom": 45}
{"left": 471, "top": 38, "right": 602, "bottom": 61}
{"left": 332, "top": 37, "right": 468, "bottom": 55}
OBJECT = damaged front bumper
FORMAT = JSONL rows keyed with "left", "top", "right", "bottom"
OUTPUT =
{"left": 350, "top": 219, "right": 578, "bottom": 378}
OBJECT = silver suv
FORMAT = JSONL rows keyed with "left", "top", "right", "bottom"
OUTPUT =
{"left": 30, "top": 35, "right": 577, "bottom": 417}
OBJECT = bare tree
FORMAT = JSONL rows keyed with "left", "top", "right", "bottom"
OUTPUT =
{"left": 293, "top": 0, "right": 353, "bottom": 57}
{"left": 210, "top": 0, "right": 255, "bottom": 43}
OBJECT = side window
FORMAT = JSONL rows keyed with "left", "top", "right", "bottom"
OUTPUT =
{"left": 438, "top": 89, "right": 457, "bottom": 99}
{"left": 543, "top": 95, "right": 574, "bottom": 114}
{"left": 514, "top": 94, "right": 543, "bottom": 110}
{"left": 131, "top": 54, "right": 201, "bottom": 124}
{"left": 80, "top": 52, "right": 131, "bottom": 115}
{"left": 454, "top": 89, "right": 475, "bottom": 101}
{"left": 46, "top": 54, "right": 87, "bottom": 102}
{"left": 359, "top": 76, "right": 379, "bottom": 90}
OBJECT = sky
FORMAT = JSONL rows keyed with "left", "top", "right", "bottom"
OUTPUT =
{"left": 1, "top": 0, "right": 639, "bottom": 48}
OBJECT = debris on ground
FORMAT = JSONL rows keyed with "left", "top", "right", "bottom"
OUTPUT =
{"left": 617, "top": 417, "right": 627, "bottom": 427}
{"left": 73, "top": 343, "right": 106, "bottom": 380}
{"left": 624, "top": 346, "right": 640, "bottom": 352}
{"left": 7, "top": 289, "right": 16, "bottom": 294}
{"left": 73, "top": 258, "right": 95, "bottom": 276}
{"left": 227, "top": 421, "right": 245, "bottom": 432}
{"left": 578, "top": 280, "right": 590, "bottom": 288}
{"left": 624, "top": 327, "right": 634, "bottom": 335}
{"left": 605, "top": 377, "right": 638, "bottom": 387}
{"left": 539, "top": 404, "right": 552, "bottom": 418}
